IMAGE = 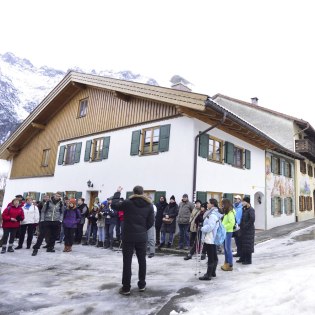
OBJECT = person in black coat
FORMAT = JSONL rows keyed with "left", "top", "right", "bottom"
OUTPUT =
{"left": 237, "top": 197, "right": 255, "bottom": 265}
{"left": 155, "top": 196, "right": 168, "bottom": 245}
{"left": 111, "top": 185, "right": 154, "bottom": 296}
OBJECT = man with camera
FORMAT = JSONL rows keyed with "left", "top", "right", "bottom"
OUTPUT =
{"left": 111, "top": 185, "right": 154, "bottom": 296}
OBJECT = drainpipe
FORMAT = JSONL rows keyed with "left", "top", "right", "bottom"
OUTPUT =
{"left": 192, "top": 111, "right": 227, "bottom": 200}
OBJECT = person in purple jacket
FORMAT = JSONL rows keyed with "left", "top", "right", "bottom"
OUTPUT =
{"left": 63, "top": 198, "right": 81, "bottom": 252}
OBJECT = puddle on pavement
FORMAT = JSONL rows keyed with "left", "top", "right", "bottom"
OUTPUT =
{"left": 293, "top": 230, "right": 315, "bottom": 242}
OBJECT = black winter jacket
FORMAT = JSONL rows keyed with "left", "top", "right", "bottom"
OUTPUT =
{"left": 111, "top": 192, "right": 154, "bottom": 242}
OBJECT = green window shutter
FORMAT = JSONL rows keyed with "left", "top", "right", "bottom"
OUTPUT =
{"left": 158, "top": 124, "right": 171, "bottom": 152}
{"left": 245, "top": 150, "right": 251, "bottom": 169}
{"left": 154, "top": 191, "right": 166, "bottom": 204}
{"left": 58, "top": 145, "right": 66, "bottom": 165}
{"left": 84, "top": 140, "right": 92, "bottom": 162}
{"left": 35, "top": 192, "right": 40, "bottom": 201}
{"left": 196, "top": 191, "right": 207, "bottom": 203}
{"left": 223, "top": 193, "right": 233, "bottom": 203}
{"left": 130, "top": 130, "right": 141, "bottom": 156}
{"left": 225, "top": 141, "right": 234, "bottom": 165}
{"left": 75, "top": 192, "right": 82, "bottom": 201}
{"left": 23, "top": 192, "right": 28, "bottom": 199}
{"left": 101, "top": 136, "right": 111, "bottom": 159}
{"left": 198, "top": 134, "right": 209, "bottom": 158}
{"left": 126, "top": 191, "right": 133, "bottom": 199}
{"left": 271, "top": 198, "right": 275, "bottom": 215}
{"left": 74, "top": 142, "right": 82, "bottom": 163}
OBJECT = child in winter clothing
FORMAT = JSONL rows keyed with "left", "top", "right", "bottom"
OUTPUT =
{"left": 1, "top": 198, "right": 25, "bottom": 254}
{"left": 63, "top": 198, "right": 81, "bottom": 252}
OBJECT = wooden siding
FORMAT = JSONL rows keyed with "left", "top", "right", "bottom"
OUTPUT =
{"left": 10, "top": 88, "right": 178, "bottom": 178}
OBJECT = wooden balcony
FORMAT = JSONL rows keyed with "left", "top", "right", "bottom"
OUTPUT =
{"left": 295, "top": 139, "right": 315, "bottom": 162}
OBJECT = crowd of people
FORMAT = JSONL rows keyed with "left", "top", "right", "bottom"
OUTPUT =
{"left": 0, "top": 188, "right": 255, "bottom": 294}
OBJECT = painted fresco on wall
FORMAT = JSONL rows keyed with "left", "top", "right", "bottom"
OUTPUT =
{"left": 300, "top": 175, "right": 311, "bottom": 195}
{"left": 266, "top": 156, "right": 294, "bottom": 198}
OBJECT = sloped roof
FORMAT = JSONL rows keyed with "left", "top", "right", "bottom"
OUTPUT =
{"left": 0, "top": 72, "right": 303, "bottom": 160}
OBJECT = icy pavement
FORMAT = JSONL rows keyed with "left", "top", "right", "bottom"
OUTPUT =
{"left": 1, "top": 225, "right": 315, "bottom": 315}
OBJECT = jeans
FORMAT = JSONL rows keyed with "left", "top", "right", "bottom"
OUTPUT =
{"left": 98, "top": 226, "right": 105, "bottom": 242}
{"left": 18, "top": 224, "right": 36, "bottom": 248}
{"left": 105, "top": 223, "right": 115, "bottom": 242}
{"left": 160, "top": 231, "right": 174, "bottom": 244}
{"left": 86, "top": 224, "right": 98, "bottom": 243}
{"left": 147, "top": 226, "right": 155, "bottom": 254}
{"left": 178, "top": 223, "right": 190, "bottom": 248}
{"left": 224, "top": 232, "right": 233, "bottom": 265}
{"left": 122, "top": 241, "right": 147, "bottom": 290}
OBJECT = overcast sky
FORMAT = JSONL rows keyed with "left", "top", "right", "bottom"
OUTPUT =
{"left": 1, "top": 0, "right": 315, "bottom": 125}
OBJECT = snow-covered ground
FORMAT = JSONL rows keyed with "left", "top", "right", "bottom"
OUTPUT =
{"left": 1, "top": 226, "right": 315, "bottom": 315}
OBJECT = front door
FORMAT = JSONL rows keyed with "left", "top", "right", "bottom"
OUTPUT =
{"left": 89, "top": 191, "right": 99, "bottom": 210}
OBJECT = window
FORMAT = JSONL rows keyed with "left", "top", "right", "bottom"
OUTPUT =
{"left": 41, "top": 149, "right": 50, "bottom": 167}
{"left": 300, "top": 161, "right": 306, "bottom": 174}
{"left": 143, "top": 127, "right": 160, "bottom": 154}
{"left": 65, "top": 144, "right": 76, "bottom": 165}
{"left": 84, "top": 137, "right": 110, "bottom": 162}
{"left": 271, "top": 157, "right": 281, "bottom": 175}
{"left": 208, "top": 136, "right": 223, "bottom": 162}
{"left": 130, "top": 124, "right": 171, "bottom": 156}
{"left": 233, "top": 146, "right": 243, "bottom": 168}
{"left": 207, "top": 191, "right": 223, "bottom": 206}
{"left": 306, "top": 196, "right": 313, "bottom": 211}
{"left": 65, "top": 191, "right": 76, "bottom": 199}
{"left": 284, "top": 161, "right": 292, "bottom": 177}
{"left": 78, "top": 99, "right": 88, "bottom": 118}
{"left": 299, "top": 196, "right": 306, "bottom": 211}
{"left": 308, "top": 164, "right": 313, "bottom": 177}
{"left": 271, "top": 197, "right": 282, "bottom": 216}
{"left": 58, "top": 143, "right": 82, "bottom": 165}
{"left": 284, "top": 197, "right": 293, "bottom": 215}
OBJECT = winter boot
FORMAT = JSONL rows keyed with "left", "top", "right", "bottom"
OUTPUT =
{"left": 67, "top": 245, "right": 72, "bottom": 252}
{"left": 200, "top": 253, "right": 206, "bottom": 260}
{"left": 63, "top": 246, "right": 68, "bottom": 252}
{"left": 184, "top": 254, "right": 192, "bottom": 260}
{"left": 1, "top": 246, "right": 6, "bottom": 254}
{"left": 242, "top": 253, "right": 252, "bottom": 265}
{"left": 8, "top": 245, "right": 14, "bottom": 253}
{"left": 167, "top": 242, "right": 172, "bottom": 248}
{"left": 32, "top": 249, "right": 38, "bottom": 256}
{"left": 109, "top": 241, "right": 114, "bottom": 250}
{"left": 212, "top": 261, "right": 218, "bottom": 277}
{"left": 104, "top": 240, "right": 110, "bottom": 249}
{"left": 199, "top": 264, "right": 213, "bottom": 281}
{"left": 221, "top": 263, "right": 233, "bottom": 271}
{"left": 15, "top": 245, "right": 22, "bottom": 250}
{"left": 158, "top": 242, "right": 165, "bottom": 250}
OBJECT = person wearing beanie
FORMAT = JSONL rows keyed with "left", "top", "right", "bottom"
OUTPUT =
{"left": 159, "top": 195, "right": 178, "bottom": 249}
{"left": 62, "top": 198, "right": 81, "bottom": 252}
{"left": 237, "top": 197, "right": 255, "bottom": 265}
{"left": 177, "top": 194, "right": 194, "bottom": 250}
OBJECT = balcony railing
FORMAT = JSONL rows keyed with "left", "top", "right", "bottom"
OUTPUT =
{"left": 295, "top": 139, "right": 315, "bottom": 162}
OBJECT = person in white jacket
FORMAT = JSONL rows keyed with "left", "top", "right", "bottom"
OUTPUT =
{"left": 199, "top": 198, "right": 223, "bottom": 280}
{"left": 16, "top": 197, "right": 40, "bottom": 249}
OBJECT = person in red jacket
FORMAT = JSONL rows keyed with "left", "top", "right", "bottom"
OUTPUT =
{"left": 1, "top": 197, "right": 24, "bottom": 254}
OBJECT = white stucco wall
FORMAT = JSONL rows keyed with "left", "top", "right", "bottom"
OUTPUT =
{"left": 194, "top": 120, "right": 266, "bottom": 229}
{"left": 3, "top": 116, "right": 196, "bottom": 206}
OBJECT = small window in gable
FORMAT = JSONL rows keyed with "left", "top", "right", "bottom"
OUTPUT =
{"left": 78, "top": 99, "right": 88, "bottom": 118}
{"left": 41, "top": 149, "right": 51, "bottom": 167}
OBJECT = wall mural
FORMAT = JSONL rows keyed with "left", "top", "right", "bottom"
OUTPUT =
{"left": 300, "top": 175, "right": 311, "bottom": 195}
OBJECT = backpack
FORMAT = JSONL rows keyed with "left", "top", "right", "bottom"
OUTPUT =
{"left": 213, "top": 218, "right": 226, "bottom": 246}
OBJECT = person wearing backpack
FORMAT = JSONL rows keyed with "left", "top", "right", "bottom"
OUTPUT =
{"left": 221, "top": 198, "right": 236, "bottom": 271}
{"left": 199, "top": 198, "right": 222, "bottom": 280}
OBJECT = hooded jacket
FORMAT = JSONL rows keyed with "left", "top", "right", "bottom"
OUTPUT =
{"left": 201, "top": 207, "right": 223, "bottom": 244}
{"left": 2, "top": 204, "right": 25, "bottom": 229}
{"left": 111, "top": 192, "right": 154, "bottom": 242}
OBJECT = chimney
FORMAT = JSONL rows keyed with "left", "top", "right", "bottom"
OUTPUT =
{"left": 251, "top": 97, "right": 258, "bottom": 105}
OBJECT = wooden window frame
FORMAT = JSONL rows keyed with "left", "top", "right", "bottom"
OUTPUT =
{"left": 141, "top": 126, "right": 160, "bottom": 155}
{"left": 208, "top": 136, "right": 223, "bottom": 163}
{"left": 300, "top": 161, "right": 306, "bottom": 174}
{"left": 272, "top": 156, "right": 281, "bottom": 175}
{"left": 41, "top": 149, "right": 51, "bottom": 167}
{"left": 78, "top": 99, "right": 88, "bottom": 118}
{"left": 233, "top": 146, "right": 244, "bottom": 169}
{"left": 284, "top": 197, "right": 293, "bottom": 215}
{"left": 207, "top": 191, "right": 223, "bottom": 207}
{"left": 65, "top": 143, "right": 77, "bottom": 165}
{"left": 284, "top": 161, "right": 292, "bottom": 178}
{"left": 307, "top": 164, "right": 313, "bottom": 177}
{"left": 91, "top": 138, "right": 104, "bottom": 161}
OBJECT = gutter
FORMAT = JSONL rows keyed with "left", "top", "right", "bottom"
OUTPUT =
{"left": 192, "top": 109, "right": 227, "bottom": 200}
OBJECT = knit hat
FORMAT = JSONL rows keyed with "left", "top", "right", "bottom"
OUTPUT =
{"left": 69, "top": 198, "right": 76, "bottom": 206}
{"left": 243, "top": 196, "right": 250, "bottom": 204}
{"left": 182, "top": 193, "right": 188, "bottom": 198}
{"left": 170, "top": 195, "right": 175, "bottom": 201}
{"left": 195, "top": 199, "right": 202, "bottom": 204}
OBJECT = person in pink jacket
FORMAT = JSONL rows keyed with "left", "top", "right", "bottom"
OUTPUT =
{"left": 1, "top": 197, "right": 24, "bottom": 254}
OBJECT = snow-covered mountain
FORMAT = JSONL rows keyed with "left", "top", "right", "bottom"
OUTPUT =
{"left": 0, "top": 52, "right": 165, "bottom": 144}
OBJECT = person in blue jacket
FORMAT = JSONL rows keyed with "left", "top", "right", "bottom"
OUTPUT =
{"left": 233, "top": 195, "right": 243, "bottom": 257}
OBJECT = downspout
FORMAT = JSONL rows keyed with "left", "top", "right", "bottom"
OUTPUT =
{"left": 192, "top": 111, "right": 227, "bottom": 200}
